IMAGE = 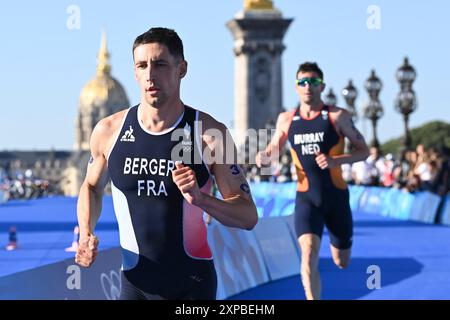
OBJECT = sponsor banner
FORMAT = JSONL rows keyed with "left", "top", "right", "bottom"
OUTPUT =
{"left": 357, "top": 187, "right": 440, "bottom": 223}
{"left": 206, "top": 221, "right": 269, "bottom": 300}
{"left": 252, "top": 217, "right": 300, "bottom": 281}
{"left": 393, "top": 191, "right": 416, "bottom": 220}
{"left": 409, "top": 191, "right": 441, "bottom": 223}
{"left": 0, "top": 190, "right": 7, "bottom": 204}
{"left": 438, "top": 195, "right": 450, "bottom": 226}
{"left": 348, "top": 185, "right": 366, "bottom": 212}
{"left": 358, "top": 187, "right": 386, "bottom": 215}
{"left": 282, "top": 214, "right": 302, "bottom": 259}
{"left": 250, "top": 182, "right": 296, "bottom": 218}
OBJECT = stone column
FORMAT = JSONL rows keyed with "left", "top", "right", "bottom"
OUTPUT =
{"left": 227, "top": 4, "right": 292, "bottom": 152}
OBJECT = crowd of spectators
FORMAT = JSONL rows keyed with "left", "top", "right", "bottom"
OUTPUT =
{"left": 0, "top": 169, "right": 54, "bottom": 202}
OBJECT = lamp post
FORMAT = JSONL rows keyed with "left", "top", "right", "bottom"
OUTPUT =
{"left": 324, "top": 88, "right": 337, "bottom": 106}
{"left": 363, "top": 70, "right": 383, "bottom": 149}
{"left": 342, "top": 80, "right": 358, "bottom": 152}
{"left": 342, "top": 79, "right": 358, "bottom": 121}
{"left": 394, "top": 57, "right": 417, "bottom": 152}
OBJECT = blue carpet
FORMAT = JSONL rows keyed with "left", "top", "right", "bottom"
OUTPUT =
{"left": 0, "top": 196, "right": 119, "bottom": 277}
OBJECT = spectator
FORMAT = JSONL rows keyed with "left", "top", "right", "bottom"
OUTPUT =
{"left": 414, "top": 152, "right": 434, "bottom": 191}
{"left": 393, "top": 150, "right": 416, "bottom": 189}
{"left": 341, "top": 163, "right": 353, "bottom": 184}
{"left": 431, "top": 146, "right": 450, "bottom": 196}
{"left": 381, "top": 153, "right": 396, "bottom": 187}
{"left": 276, "top": 152, "right": 293, "bottom": 183}
{"left": 352, "top": 157, "right": 373, "bottom": 185}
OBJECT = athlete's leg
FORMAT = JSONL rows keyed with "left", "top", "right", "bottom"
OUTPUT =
{"left": 294, "top": 194, "right": 325, "bottom": 300}
{"left": 330, "top": 245, "right": 351, "bottom": 269}
{"left": 298, "top": 233, "right": 322, "bottom": 300}
{"left": 325, "top": 189, "right": 353, "bottom": 269}
{"left": 120, "top": 268, "right": 166, "bottom": 300}
{"left": 119, "top": 272, "right": 146, "bottom": 300}
{"left": 181, "top": 274, "right": 217, "bottom": 300}
{"left": 180, "top": 262, "right": 217, "bottom": 300}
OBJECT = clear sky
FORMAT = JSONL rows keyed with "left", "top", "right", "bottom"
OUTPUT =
{"left": 0, "top": 0, "right": 448, "bottom": 150}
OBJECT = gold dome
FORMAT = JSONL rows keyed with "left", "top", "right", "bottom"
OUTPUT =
{"left": 79, "top": 74, "right": 128, "bottom": 112}
{"left": 244, "top": 0, "right": 274, "bottom": 10}
{"left": 75, "top": 31, "right": 130, "bottom": 151}
{"left": 78, "top": 31, "right": 129, "bottom": 114}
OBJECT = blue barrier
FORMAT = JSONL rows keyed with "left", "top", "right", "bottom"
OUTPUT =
{"left": 409, "top": 191, "right": 441, "bottom": 223}
{"left": 250, "top": 182, "right": 296, "bottom": 218}
{"left": 251, "top": 183, "right": 443, "bottom": 224}
{"left": 348, "top": 185, "right": 366, "bottom": 212}
{"left": 251, "top": 217, "right": 300, "bottom": 281}
{"left": 206, "top": 221, "right": 269, "bottom": 300}
{"left": 357, "top": 186, "right": 386, "bottom": 215}
{"left": 439, "top": 195, "right": 450, "bottom": 226}
{"left": 355, "top": 187, "right": 441, "bottom": 223}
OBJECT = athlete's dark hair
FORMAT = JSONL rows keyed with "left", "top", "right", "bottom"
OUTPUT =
{"left": 132, "top": 27, "right": 184, "bottom": 61}
{"left": 296, "top": 62, "right": 324, "bottom": 80}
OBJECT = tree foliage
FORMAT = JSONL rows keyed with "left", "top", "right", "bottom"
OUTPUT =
{"left": 381, "top": 121, "right": 450, "bottom": 155}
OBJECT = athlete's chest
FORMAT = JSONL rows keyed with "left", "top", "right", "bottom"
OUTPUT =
{"left": 108, "top": 140, "right": 180, "bottom": 197}
{"left": 107, "top": 116, "right": 194, "bottom": 195}
{"left": 288, "top": 112, "right": 339, "bottom": 156}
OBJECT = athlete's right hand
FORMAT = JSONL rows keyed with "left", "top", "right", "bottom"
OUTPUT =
{"left": 75, "top": 233, "right": 99, "bottom": 268}
{"left": 256, "top": 151, "right": 271, "bottom": 168}
{"left": 172, "top": 162, "right": 203, "bottom": 206}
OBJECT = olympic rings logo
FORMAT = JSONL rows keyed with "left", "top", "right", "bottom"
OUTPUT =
{"left": 100, "top": 270, "right": 121, "bottom": 300}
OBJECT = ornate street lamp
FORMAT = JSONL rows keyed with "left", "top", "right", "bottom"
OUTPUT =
{"left": 363, "top": 70, "right": 384, "bottom": 149}
{"left": 342, "top": 79, "right": 358, "bottom": 152}
{"left": 394, "top": 57, "right": 417, "bottom": 151}
{"left": 324, "top": 88, "right": 337, "bottom": 106}
{"left": 342, "top": 79, "right": 358, "bottom": 122}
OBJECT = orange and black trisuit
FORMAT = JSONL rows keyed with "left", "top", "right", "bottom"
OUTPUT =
{"left": 287, "top": 105, "right": 353, "bottom": 249}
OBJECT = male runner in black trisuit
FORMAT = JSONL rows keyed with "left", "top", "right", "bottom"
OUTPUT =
{"left": 75, "top": 27, "right": 258, "bottom": 300}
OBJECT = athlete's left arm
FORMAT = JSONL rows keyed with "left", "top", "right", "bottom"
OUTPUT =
{"left": 204, "top": 120, "right": 258, "bottom": 230}
{"left": 335, "top": 109, "right": 370, "bottom": 165}
{"left": 316, "top": 109, "right": 370, "bottom": 169}
{"left": 172, "top": 115, "right": 258, "bottom": 230}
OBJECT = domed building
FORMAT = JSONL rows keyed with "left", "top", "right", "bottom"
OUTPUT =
{"left": 62, "top": 32, "right": 129, "bottom": 196}
{"left": 75, "top": 31, "right": 129, "bottom": 151}
{"left": 0, "top": 31, "right": 130, "bottom": 197}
